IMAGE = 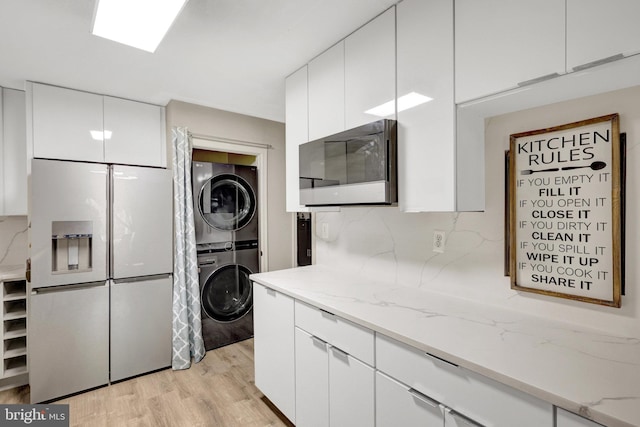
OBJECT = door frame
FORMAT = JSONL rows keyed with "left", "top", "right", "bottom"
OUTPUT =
{"left": 191, "top": 137, "right": 269, "bottom": 273}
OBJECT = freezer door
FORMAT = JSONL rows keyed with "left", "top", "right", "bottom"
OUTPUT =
{"left": 111, "top": 165, "right": 173, "bottom": 279}
{"left": 110, "top": 276, "right": 172, "bottom": 382}
{"left": 29, "top": 283, "right": 109, "bottom": 403}
{"left": 31, "top": 159, "right": 108, "bottom": 288}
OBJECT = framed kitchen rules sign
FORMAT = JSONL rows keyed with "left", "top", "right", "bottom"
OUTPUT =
{"left": 509, "top": 114, "right": 622, "bottom": 307}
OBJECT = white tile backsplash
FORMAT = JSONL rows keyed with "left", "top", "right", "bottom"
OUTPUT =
{"left": 316, "top": 85, "right": 640, "bottom": 338}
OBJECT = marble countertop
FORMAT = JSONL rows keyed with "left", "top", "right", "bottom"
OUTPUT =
{"left": 251, "top": 265, "right": 639, "bottom": 427}
{"left": 0, "top": 264, "right": 25, "bottom": 281}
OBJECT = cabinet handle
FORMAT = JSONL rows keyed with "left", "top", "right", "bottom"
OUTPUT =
{"left": 330, "top": 345, "right": 349, "bottom": 359}
{"left": 408, "top": 388, "right": 438, "bottom": 408}
{"left": 310, "top": 335, "right": 327, "bottom": 347}
{"left": 445, "top": 407, "right": 484, "bottom": 427}
{"left": 572, "top": 53, "right": 624, "bottom": 72}
{"left": 517, "top": 72, "right": 560, "bottom": 87}
{"left": 319, "top": 308, "right": 336, "bottom": 319}
{"left": 424, "top": 352, "right": 458, "bottom": 368}
{"left": 266, "top": 288, "right": 276, "bottom": 296}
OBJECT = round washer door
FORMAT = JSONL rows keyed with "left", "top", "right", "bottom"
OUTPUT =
{"left": 201, "top": 264, "right": 253, "bottom": 322}
{"left": 198, "top": 173, "right": 256, "bottom": 231}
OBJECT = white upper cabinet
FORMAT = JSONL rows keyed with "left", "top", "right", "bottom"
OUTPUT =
{"left": 31, "top": 83, "right": 104, "bottom": 163}
{"left": 285, "top": 66, "right": 309, "bottom": 212}
{"left": 345, "top": 7, "right": 396, "bottom": 129}
{"left": 103, "top": 96, "right": 165, "bottom": 167}
{"left": 567, "top": 0, "right": 640, "bottom": 71}
{"left": 397, "top": 0, "right": 466, "bottom": 212}
{"left": 308, "top": 41, "right": 345, "bottom": 141}
{"left": 1, "top": 88, "right": 27, "bottom": 216}
{"left": 29, "top": 83, "right": 166, "bottom": 167}
{"left": 454, "top": 0, "right": 565, "bottom": 103}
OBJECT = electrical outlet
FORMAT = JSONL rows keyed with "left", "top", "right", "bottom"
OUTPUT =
{"left": 321, "top": 222, "right": 329, "bottom": 239}
{"left": 433, "top": 230, "right": 445, "bottom": 253}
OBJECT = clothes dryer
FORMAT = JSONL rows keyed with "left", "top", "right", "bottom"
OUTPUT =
{"left": 197, "top": 240, "right": 258, "bottom": 351}
{"left": 192, "top": 162, "right": 258, "bottom": 245}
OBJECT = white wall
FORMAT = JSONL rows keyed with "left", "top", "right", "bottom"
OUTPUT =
{"left": 315, "top": 85, "right": 640, "bottom": 338}
{"left": 0, "top": 216, "right": 27, "bottom": 267}
{"left": 165, "top": 100, "right": 294, "bottom": 272}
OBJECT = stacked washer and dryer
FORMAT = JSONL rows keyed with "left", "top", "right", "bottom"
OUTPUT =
{"left": 192, "top": 161, "right": 259, "bottom": 351}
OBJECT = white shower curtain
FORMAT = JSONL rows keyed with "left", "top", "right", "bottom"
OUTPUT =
{"left": 171, "top": 127, "right": 205, "bottom": 369}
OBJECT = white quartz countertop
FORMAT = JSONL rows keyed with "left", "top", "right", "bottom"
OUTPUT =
{"left": 0, "top": 264, "right": 25, "bottom": 281}
{"left": 250, "top": 265, "right": 639, "bottom": 427}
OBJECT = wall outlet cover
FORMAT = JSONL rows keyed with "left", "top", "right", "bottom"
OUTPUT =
{"left": 433, "top": 230, "right": 445, "bottom": 253}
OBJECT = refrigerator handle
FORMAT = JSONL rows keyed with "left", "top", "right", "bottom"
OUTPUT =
{"left": 108, "top": 164, "right": 114, "bottom": 278}
{"left": 32, "top": 280, "right": 108, "bottom": 295}
{"left": 112, "top": 274, "right": 173, "bottom": 285}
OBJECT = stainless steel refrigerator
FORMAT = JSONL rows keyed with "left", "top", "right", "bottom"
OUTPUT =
{"left": 29, "top": 158, "right": 173, "bottom": 403}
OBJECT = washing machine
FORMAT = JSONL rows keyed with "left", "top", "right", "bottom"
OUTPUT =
{"left": 197, "top": 241, "right": 258, "bottom": 351}
{"left": 192, "top": 162, "right": 258, "bottom": 245}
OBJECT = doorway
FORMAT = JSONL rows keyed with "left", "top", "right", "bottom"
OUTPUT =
{"left": 191, "top": 137, "right": 269, "bottom": 273}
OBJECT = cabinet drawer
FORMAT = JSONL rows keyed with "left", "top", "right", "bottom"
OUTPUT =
{"left": 376, "top": 334, "right": 553, "bottom": 427}
{"left": 295, "top": 300, "right": 374, "bottom": 365}
{"left": 376, "top": 371, "right": 443, "bottom": 427}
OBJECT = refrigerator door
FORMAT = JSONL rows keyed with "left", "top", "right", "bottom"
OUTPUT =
{"left": 111, "top": 165, "right": 173, "bottom": 279}
{"left": 31, "top": 159, "right": 108, "bottom": 288}
{"left": 29, "top": 282, "right": 109, "bottom": 403}
{"left": 110, "top": 275, "right": 172, "bottom": 382}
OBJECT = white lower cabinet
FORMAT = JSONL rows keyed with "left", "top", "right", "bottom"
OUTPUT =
{"left": 295, "top": 328, "right": 329, "bottom": 427}
{"left": 329, "top": 346, "right": 374, "bottom": 427}
{"left": 253, "top": 283, "right": 560, "bottom": 427}
{"left": 253, "top": 284, "right": 296, "bottom": 423}
{"left": 294, "top": 301, "right": 375, "bottom": 427}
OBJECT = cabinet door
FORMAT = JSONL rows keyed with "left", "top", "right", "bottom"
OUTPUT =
{"left": 295, "top": 327, "right": 329, "bottom": 427}
{"left": 110, "top": 276, "right": 172, "bottom": 382}
{"left": 1, "top": 89, "right": 27, "bottom": 215}
{"left": 345, "top": 7, "right": 396, "bottom": 128}
{"left": 397, "top": 0, "right": 456, "bottom": 212}
{"left": 31, "top": 83, "right": 104, "bottom": 162}
{"left": 567, "top": 0, "right": 640, "bottom": 71}
{"left": 556, "top": 408, "right": 604, "bottom": 427}
{"left": 253, "top": 284, "right": 296, "bottom": 423}
{"left": 104, "top": 97, "right": 166, "bottom": 167}
{"left": 308, "top": 41, "right": 345, "bottom": 141}
{"left": 454, "top": 0, "right": 565, "bottom": 103}
{"left": 376, "top": 371, "right": 443, "bottom": 427}
{"left": 329, "top": 346, "right": 374, "bottom": 427}
{"left": 285, "top": 66, "right": 309, "bottom": 212}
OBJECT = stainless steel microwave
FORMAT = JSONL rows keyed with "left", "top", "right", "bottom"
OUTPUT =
{"left": 299, "top": 119, "right": 397, "bottom": 206}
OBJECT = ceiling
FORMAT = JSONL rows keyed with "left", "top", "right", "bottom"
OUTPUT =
{"left": 0, "top": 0, "right": 398, "bottom": 123}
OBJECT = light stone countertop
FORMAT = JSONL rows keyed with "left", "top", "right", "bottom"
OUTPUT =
{"left": 0, "top": 264, "right": 25, "bottom": 282}
{"left": 251, "top": 265, "right": 639, "bottom": 427}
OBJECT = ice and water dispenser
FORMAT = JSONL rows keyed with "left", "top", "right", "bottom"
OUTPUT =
{"left": 51, "top": 221, "right": 93, "bottom": 273}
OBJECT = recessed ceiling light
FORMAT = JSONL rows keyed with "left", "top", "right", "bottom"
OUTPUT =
{"left": 92, "top": 0, "right": 189, "bottom": 53}
{"left": 365, "top": 92, "right": 433, "bottom": 117}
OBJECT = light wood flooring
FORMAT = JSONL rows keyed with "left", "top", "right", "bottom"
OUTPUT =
{"left": 0, "top": 339, "right": 294, "bottom": 427}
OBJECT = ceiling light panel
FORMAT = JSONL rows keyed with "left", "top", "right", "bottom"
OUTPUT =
{"left": 92, "top": 0, "right": 188, "bottom": 52}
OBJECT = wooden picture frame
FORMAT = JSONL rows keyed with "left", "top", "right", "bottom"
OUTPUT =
{"left": 509, "top": 114, "right": 622, "bottom": 307}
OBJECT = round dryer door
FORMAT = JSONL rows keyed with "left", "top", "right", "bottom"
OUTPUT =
{"left": 201, "top": 264, "right": 253, "bottom": 322}
{"left": 198, "top": 173, "right": 256, "bottom": 231}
